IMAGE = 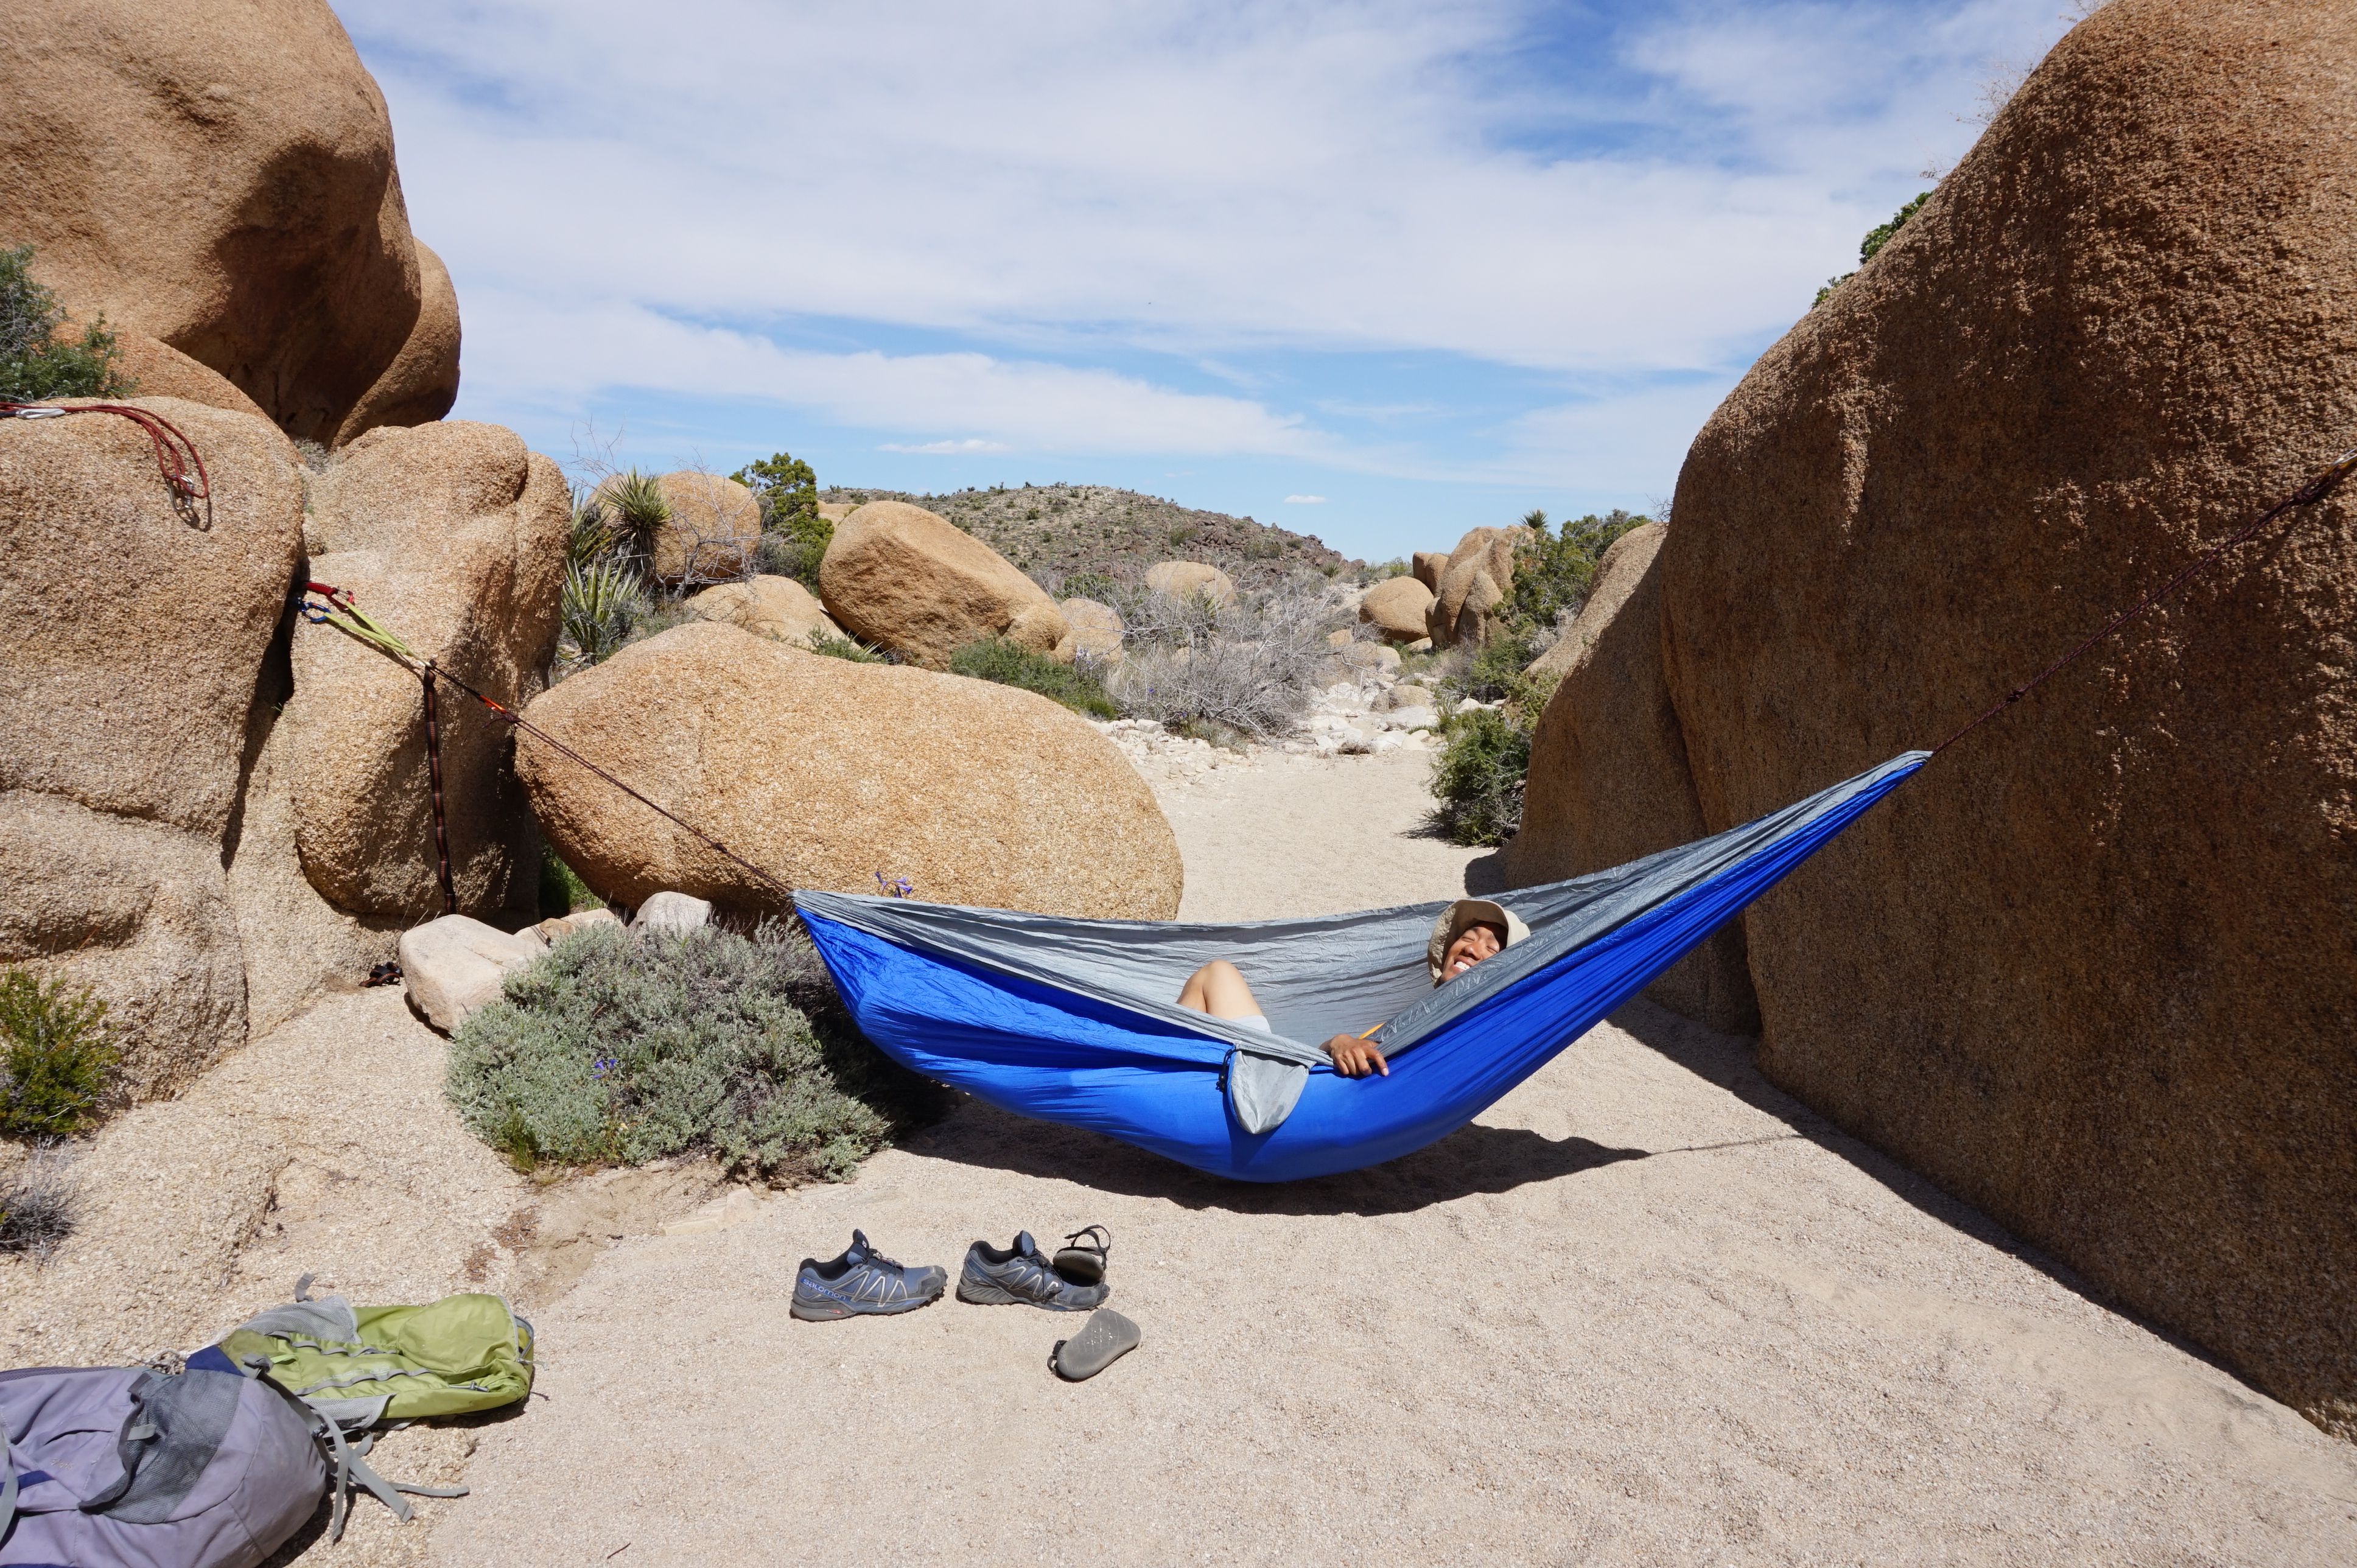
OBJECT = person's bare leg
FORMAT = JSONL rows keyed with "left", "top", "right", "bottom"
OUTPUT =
{"left": 1177, "top": 959, "right": 1263, "bottom": 1019}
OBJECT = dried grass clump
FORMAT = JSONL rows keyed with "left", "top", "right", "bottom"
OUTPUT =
{"left": 0, "top": 1145, "right": 81, "bottom": 1263}
{"left": 1106, "top": 581, "right": 1334, "bottom": 737}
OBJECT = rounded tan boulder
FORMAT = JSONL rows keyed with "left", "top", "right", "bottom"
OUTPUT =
{"left": 517, "top": 621, "right": 1182, "bottom": 919}
{"left": 688, "top": 575, "right": 842, "bottom": 648}
{"left": 1359, "top": 575, "right": 1436, "bottom": 643}
{"left": 595, "top": 471, "right": 762, "bottom": 584}
{"left": 819, "top": 501, "right": 1070, "bottom": 668}
{"left": 0, "top": 397, "right": 304, "bottom": 1096}
{"left": 289, "top": 421, "right": 570, "bottom": 918}
{"left": 1412, "top": 550, "right": 1451, "bottom": 592}
{"left": 0, "top": 0, "right": 457, "bottom": 444}
{"left": 1655, "top": 0, "right": 2357, "bottom": 1437}
{"left": 1055, "top": 597, "right": 1126, "bottom": 663}
{"left": 1145, "top": 560, "right": 1238, "bottom": 606}
{"left": 1427, "top": 525, "right": 1530, "bottom": 648}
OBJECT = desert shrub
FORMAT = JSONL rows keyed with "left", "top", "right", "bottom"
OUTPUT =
{"left": 950, "top": 635, "right": 1118, "bottom": 718}
{"left": 1505, "top": 509, "right": 1646, "bottom": 634}
{"left": 1364, "top": 558, "right": 1409, "bottom": 582}
{"left": 567, "top": 489, "right": 618, "bottom": 567}
{"left": 559, "top": 561, "right": 644, "bottom": 668}
{"left": 751, "top": 528, "right": 827, "bottom": 593}
{"left": 603, "top": 470, "right": 672, "bottom": 558}
{"left": 1814, "top": 192, "right": 1931, "bottom": 307}
{"left": 805, "top": 629, "right": 886, "bottom": 663}
{"left": 1106, "top": 584, "right": 1330, "bottom": 737}
{"left": 732, "top": 449, "right": 818, "bottom": 530}
{"left": 1436, "top": 629, "right": 1547, "bottom": 707}
{"left": 1058, "top": 570, "right": 1121, "bottom": 603}
{"left": 447, "top": 923, "right": 945, "bottom": 1181}
{"left": 0, "top": 245, "right": 132, "bottom": 402}
{"left": 1425, "top": 707, "right": 1534, "bottom": 847}
{"left": 0, "top": 971, "right": 119, "bottom": 1138}
{"left": 0, "top": 1145, "right": 80, "bottom": 1262}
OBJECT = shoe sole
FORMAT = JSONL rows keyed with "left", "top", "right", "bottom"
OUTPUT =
{"left": 791, "top": 1290, "right": 942, "bottom": 1321}
{"left": 957, "top": 1272, "right": 1104, "bottom": 1311}
{"left": 1051, "top": 1309, "right": 1141, "bottom": 1381}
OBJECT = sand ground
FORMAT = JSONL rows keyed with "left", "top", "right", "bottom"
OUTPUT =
{"left": 415, "top": 751, "right": 2357, "bottom": 1566}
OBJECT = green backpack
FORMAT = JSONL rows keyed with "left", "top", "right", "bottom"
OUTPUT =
{"left": 216, "top": 1279, "right": 534, "bottom": 1424}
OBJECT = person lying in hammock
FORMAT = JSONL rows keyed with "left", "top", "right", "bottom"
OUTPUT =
{"left": 1176, "top": 898, "right": 1530, "bottom": 1078}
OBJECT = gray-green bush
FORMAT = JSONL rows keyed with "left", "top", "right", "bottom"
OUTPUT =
{"left": 447, "top": 922, "right": 945, "bottom": 1181}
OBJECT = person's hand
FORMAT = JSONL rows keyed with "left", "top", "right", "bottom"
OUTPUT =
{"left": 1325, "top": 1034, "right": 1389, "bottom": 1078}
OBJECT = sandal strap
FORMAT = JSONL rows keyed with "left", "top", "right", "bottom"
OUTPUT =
{"left": 1059, "top": 1224, "right": 1112, "bottom": 1260}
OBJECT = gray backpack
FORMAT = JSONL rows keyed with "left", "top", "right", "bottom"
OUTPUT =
{"left": 1, "top": 1347, "right": 457, "bottom": 1567}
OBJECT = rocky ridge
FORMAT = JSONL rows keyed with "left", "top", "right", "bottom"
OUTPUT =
{"left": 821, "top": 483, "right": 1355, "bottom": 593}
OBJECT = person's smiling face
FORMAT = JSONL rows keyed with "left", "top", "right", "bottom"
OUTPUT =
{"left": 1441, "top": 921, "right": 1505, "bottom": 981}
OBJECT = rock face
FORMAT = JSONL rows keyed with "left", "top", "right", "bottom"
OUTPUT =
{"left": 1145, "top": 560, "right": 1238, "bottom": 606}
{"left": 688, "top": 575, "right": 841, "bottom": 649}
{"left": 1529, "top": 523, "right": 1662, "bottom": 683}
{"left": 818, "top": 502, "right": 1070, "bottom": 669}
{"left": 1359, "top": 575, "right": 1437, "bottom": 643}
{"left": 1412, "top": 551, "right": 1450, "bottom": 592}
{"left": 399, "top": 914, "right": 545, "bottom": 1034}
{"left": 289, "top": 421, "right": 569, "bottom": 919}
{"left": 0, "top": 1, "right": 460, "bottom": 444}
{"left": 519, "top": 621, "right": 1183, "bottom": 920}
{"left": 1507, "top": 525, "right": 1757, "bottom": 1032}
{"left": 1427, "top": 526, "right": 1530, "bottom": 649}
{"left": 1056, "top": 597, "right": 1125, "bottom": 663}
{"left": 0, "top": 398, "right": 304, "bottom": 1094}
{"left": 1653, "top": 0, "right": 2357, "bottom": 1438}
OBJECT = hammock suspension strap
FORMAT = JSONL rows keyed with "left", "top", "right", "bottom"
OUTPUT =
{"left": 1931, "top": 446, "right": 2357, "bottom": 756}
{"left": 1, "top": 400, "right": 214, "bottom": 530}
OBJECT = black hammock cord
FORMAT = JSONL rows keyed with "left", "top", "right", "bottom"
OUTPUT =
{"left": 9, "top": 397, "right": 2350, "bottom": 911}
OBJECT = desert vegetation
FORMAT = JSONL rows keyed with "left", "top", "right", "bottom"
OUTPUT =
{"left": 1419, "top": 508, "right": 1651, "bottom": 845}
{"left": 0, "top": 969, "right": 118, "bottom": 1139}
{"left": 446, "top": 922, "right": 945, "bottom": 1181}
{"left": 0, "top": 243, "right": 132, "bottom": 401}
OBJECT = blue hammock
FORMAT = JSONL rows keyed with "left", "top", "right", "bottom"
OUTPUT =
{"left": 798, "top": 752, "right": 1925, "bottom": 1183}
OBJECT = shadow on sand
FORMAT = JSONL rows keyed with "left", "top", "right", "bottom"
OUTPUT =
{"left": 903, "top": 1101, "right": 1646, "bottom": 1219}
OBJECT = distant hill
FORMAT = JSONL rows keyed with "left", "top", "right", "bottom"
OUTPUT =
{"left": 819, "top": 482, "right": 1358, "bottom": 595}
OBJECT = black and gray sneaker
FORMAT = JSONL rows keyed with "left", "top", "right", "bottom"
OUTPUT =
{"left": 791, "top": 1230, "right": 947, "bottom": 1321}
{"left": 958, "top": 1231, "right": 1110, "bottom": 1311}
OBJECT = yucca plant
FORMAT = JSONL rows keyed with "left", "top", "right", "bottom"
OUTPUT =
{"left": 561, "top": 561, "right": 642, "bottom": 666}
{"left": 603, "top": 470, "right": 671, "bottom": 558}
{"left": 568, "top": 489, "right": 618, "bottom": 567}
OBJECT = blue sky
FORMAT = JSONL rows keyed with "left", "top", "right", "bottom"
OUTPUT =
{"left": 338, "top": 1, "right": 2095, "bottom": 562}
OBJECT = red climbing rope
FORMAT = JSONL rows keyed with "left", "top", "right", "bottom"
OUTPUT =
{"left": 0, "top": 400, "right": 214, "bottom": 528}
{"left": 1929, "top": 446, "right": 2357, "bottom": 757}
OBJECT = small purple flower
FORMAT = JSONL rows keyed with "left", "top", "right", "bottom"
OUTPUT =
{"left": 590, "top": 1056, "right": 620, "bottom": 1080}
{"left": 875, "top": 872, "right": 915, "bottom": 899}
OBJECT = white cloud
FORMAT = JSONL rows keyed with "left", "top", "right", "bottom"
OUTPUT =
{"left": 1284, "top": 495, "right": 1330, "bottom": 504}
{"left": 880, "top": 439, "right": 1014, "bottom": 455}
{"left": 338, "top": 0, "right": 2092, "bottom": 475}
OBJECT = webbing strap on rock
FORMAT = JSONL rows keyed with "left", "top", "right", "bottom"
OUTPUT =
{"left": 1931, "top": 446, "right": 2357, "bottom": 757}
{"left": 0, "top": 399, "right": 214, "bottom": 530}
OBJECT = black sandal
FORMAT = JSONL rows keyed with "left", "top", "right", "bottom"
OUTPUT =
{"left": 1052, "top": 1225, "right": 1112, "bottom": 1286}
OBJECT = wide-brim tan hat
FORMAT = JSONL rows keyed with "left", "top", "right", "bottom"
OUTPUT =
{"left": 1427, "top": 898, "right": 1530, "bottom": 984}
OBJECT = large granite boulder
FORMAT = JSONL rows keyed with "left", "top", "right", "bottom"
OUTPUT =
{"left": 1506, "top": 524, "right": 1756, "bottom": 1032}
{"left": 0, "top": 0, "right": 458, "bottom": 444}
{"left": 518, "top": 621, "right": 1182, "bottom": 920}
{"left": 1427, "top": 525, "right": 1530, "bottom": 649}
{"left": 1054, "top": 597, "right": 1125, "bottom": 663}
{"left": 287, "top": 421, "right": 569, "bottom": 919}
{"left": 688, "top": 575, "right": 841, "bottom": 649}
{"left": 593, "top": 471, "right": 761, "bottom": 585}
{"left": 0, "top": 397, "right": 305, "bottom": 1092}
{"left": 1655, "top": 0, "right": 2357, "bottom": 1437}
{"left": 1359, "top": 575, "right": 1436, "bottom": 643}
{"left": 1412, "top": 551, "right": 1450, "bottom": 593}
{"left": 818, "top": 502, "right": 1069, "bottom": 668}
{"left": 1144, "top": 560, "right": 1238, "bottom": 607}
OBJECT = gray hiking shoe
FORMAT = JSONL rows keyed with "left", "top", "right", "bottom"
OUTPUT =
{"left": 958, "top": 1231, "right": 1110, "bottom": 1312}
{"left": 792, "top": 1230, "right": 947, "bottom": 1321}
